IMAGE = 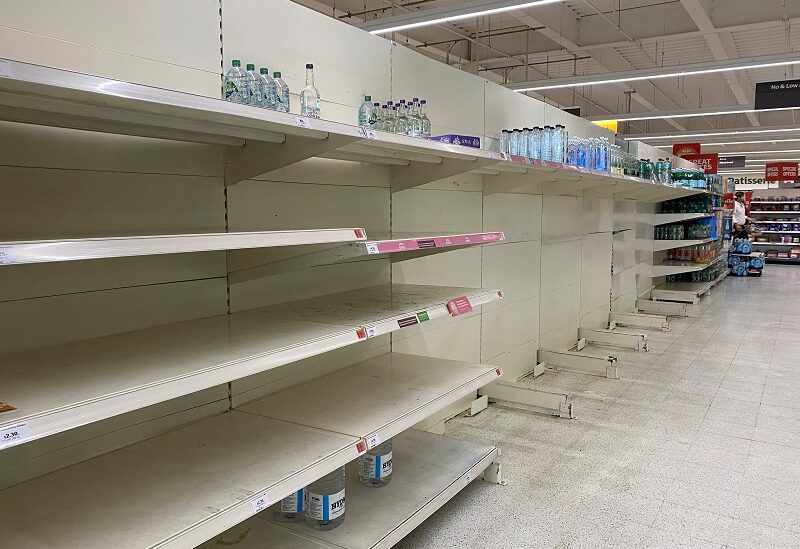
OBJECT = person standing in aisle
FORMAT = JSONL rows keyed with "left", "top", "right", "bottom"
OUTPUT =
{"left": 732, "top": 191, "right": 754, "bottom": 240}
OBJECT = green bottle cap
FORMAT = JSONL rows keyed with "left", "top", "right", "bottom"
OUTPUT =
{"left": 246, "top": 63, "right": 255, "bottom": 71}
{"left": 274, "top": 71, "right": 281, "bottom": 78}
{"left": 365, "top": 95, "right": 372, "bottom": 101}
{"left": 232, "top": 59, "right": 241, "bottom": 66}
{"left": 260, "top": 67, "right": 269, "bottom": 74}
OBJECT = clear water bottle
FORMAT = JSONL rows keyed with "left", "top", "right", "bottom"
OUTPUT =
{"left": 358, "top": 95, "right": 374, "bottom": 128}
{"left": 420, "top": 100, "right": 431, "bottom": 137}
{"left": 509, "top": 129, "right": 520, "bottom": 156}
{"left": 273, "top": 488, "right": 304, "bottom": 523}
{"left": 384, "top": 106, "right": 397, "bottom": 133}
{"left": 409, "top": 98, "right": 423, "bottom": 137}
{"left": 541, "top": 126, "right": 553, "bottom": 161}
{"left": 560, "top": 126, "right": 569, "bottom": 164}
{"left": 358, "top": 439, "right": 393, "bottom": 487}
{"left": 273, "top": 72, "right": 290, "bottom": 113}
{"left": 577, "top": 138, "right": 588, "bottom": 167}
{"left": 257, "top": 68, "right": 276, "bottom": 110}
{"left": 373, "top": 102, "right": 382, "bottom": 130}
{"left": 395, "top": 100, "right": 409, "bottom": 135}
{"left": 567, "top": 138, "right": 578, "bottom": 166}
{"left": 521, "top": 128, "right": 531, "bottom": 157}
{"left": 551, "top": 125, "right": 563, "bottom": 163}
{"left": 530, "top": 127, "right": 542, "bottom": 159}
{"left": 499, "top": 130, "right": 509, "bottom": 154}
{"left": 244, "top": 64, "right": 259, "bottom": 105}
{"left": 305, "top": 467, "right": 345, "bottom": 530}
{"left": 224, "top": 59, "right": 246, "bottom": 103}
{"left": 300, "top": 63, "right": 321, "bottom": 119}
{"left": 597, "top": 137, "right": 609, "bottom": 172}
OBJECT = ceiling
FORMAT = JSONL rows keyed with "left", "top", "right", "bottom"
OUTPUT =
{"left": 294, "top": 0, "right": 800, "bottom": 157}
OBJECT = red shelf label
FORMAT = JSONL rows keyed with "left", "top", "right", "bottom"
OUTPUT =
{"left": 447, "top": 296, "right": 473, "bottom": 317}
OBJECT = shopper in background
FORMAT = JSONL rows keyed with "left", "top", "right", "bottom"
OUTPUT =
{"left": 733, "top": 191, "right": 753, "bottom": 239}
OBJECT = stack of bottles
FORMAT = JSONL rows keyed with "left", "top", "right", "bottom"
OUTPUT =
{"left": 656, "top": 225, "right": 685, "bottom": 240}
{"left": 671, "top": 168, "right": 708, "bottom": 189}
{"left": 635, "top": 159, "right": 672, "bottom": 183}
{"left": 271, "top": 438, "right": 394, "bottom": 531}
{"left": 666, "top": 241, "right": 721, "bottom": 263}
{"left": 660, "top": 196, "right": 713, "bottom": 214}
{"left": 498, "top": 126, "right": 569, "bottom": 164}
{"left": 359, "top": 98, "right": 431, "bottom": 138}
{"left": 666, "top": 262, "right": 724, "bottom": 283}
{"left": 566, "top": 137, "right": 612, "bottom": 171}
{"left": 224, "top": 60, "right": 321, "bottom": 119}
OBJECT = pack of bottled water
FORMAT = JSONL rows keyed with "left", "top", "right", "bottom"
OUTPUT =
{"left": 359, "top": 97, "right": 431, "bottom": 138}
{"left": 564, "top": 136, "right": 612, "bottom": 173}
{"left": 499, "top": 125, "right": 569, "bottom": 163}
{"left": 224, "top": 59, "right": 311, "bottom": 117}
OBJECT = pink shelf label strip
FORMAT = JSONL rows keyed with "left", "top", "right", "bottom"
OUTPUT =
{"left": 367, "top": 232, "right": 505, "bottom": 254}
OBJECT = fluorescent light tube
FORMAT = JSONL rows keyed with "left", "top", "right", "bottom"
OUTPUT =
{"left": 631, "top": 127, "right": 800, "bottom": 141}
{"left": 593, "top": 106, "right": 800, "bottom": 123}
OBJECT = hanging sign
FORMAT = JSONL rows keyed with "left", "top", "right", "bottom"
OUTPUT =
{"left": 719, "top": 155, "right": 746, "bottom": 169}
{"left": 673, "top": 143, "right": 701, "bottom": 156}
{"left": 765, "top": 162, "right": 799, "bottom": 181}
{"left": 592, "top": 120, "right": 618, "bottom": 133}
{"left": 755, "top": 78, "right": 800, "bottom": 110}
{"left": 682, "top": 153, "right": 719, "bottom": 174}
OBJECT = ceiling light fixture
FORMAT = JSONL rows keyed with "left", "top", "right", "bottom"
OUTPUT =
{"left": 590, "top": 105, "right": 800, "bottom": 123}
{"left": 695, "top": 138, "right": 800, "bottom": 147}
{"left": 359, "top": 0, "right": 564, "bottom": 35}
{"left": 508, "top": 53, "right": 800, "bottom": 92}
{"left": 629, "top": 127, "right": 800, "bottom": 142}
{"left": 705, "top": 149, "right": 800, "bottom": 155}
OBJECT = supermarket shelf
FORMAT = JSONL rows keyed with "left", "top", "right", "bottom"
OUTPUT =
{"left": 0, "top": 284, "right": 501, "bottom": 450}
{"left": 200, "top": 429, "right": 498, "bottom": 549}
{"left": 0, "top": 59, "right": 707, "bottom": 199}
{"left": 751, "top": 201, "right": 800, "bottom": 205}
{"left": 653, "top": 212, "right": 715, "bottom": 225}
{"left": 0, "top": 354, "right": 500, "bottom": 549}
{"left": 765, "top": 256, "right": 800, "bottom": 263}
{"left": 751, "top": 211, "right": 800, "bottom": 215}
{"left": 649, "top": 259, "right": 720, "bottom": 277}
{"left": 230, "top": 231, "right": 505, "bottom": 282}
{"left": 238, "top": 352, "right": 501, "bottom": 443}
{"left": 0, "top": 228, "right": 366, "bottom": 266}
{"left": 760, "top": 230, "right": 800, "bottom": 234}
{"left": 653, "top": 237, "right": 716, "bottom": 252}
{"left": 752, "top": 242, "right": 800, "bottom": 247}
{"left": 651, "top": 269, "right": 729, "bottom": 303}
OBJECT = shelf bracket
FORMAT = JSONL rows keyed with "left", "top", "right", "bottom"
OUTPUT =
{"left": 482, "top": 460, "right": 507, "bottom": 486}
{"left": 650, "top": 288, "right": 702, "bottom": 304}
{"left": 636, "top": 299, "right": 690, "bottom": 317}
{"left": 578, "top": 328, "right": 648, "bottom": 352}
{"left": 479, "top": 364, "right": 575, "bottom": 419}
{"left": 390, "top": 157, "right": 497, "bottom": 192}
{"left": 609, "top": 312, "right": 670, "bottom": 332}
{"left": 538, "top": 349, "right": 620, "bottom": 380}
{"left": 224, "top": 133, "right": 360, "bottom": 186}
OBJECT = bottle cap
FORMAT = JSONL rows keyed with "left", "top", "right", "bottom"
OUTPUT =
{"left": 399, "top": 99, "right": 406, "bottom": 104}
{"left": 420, "top": 100, "right": 427, "bottom": 104}
{"left": 524, "top": 127, "right": 531, "bottom": 131}
{"left": 274, "top": 71, "right": 281, "bottom": 78}
{"left": 413, "top": 97, "right": 419, "bottom": 102}
{"left": 260, "top": 67, "right": 268, "bottom": 74}
{"left": 246, "top": 63, "right": 255, "bottom": 70}
{"left": 232, "top": 59, "right": 241, "bottom": 66}
{"left": 387, "top": 101, "right": 394, "bottom": 106}
{"left": 374, "top": 103, "right": 380, "bottom": 107}
{"left": 365, "top": 95, "right": 372, "bottom": 101}
{"left": 306, "top": 63, "right": 314, "bottom": 69}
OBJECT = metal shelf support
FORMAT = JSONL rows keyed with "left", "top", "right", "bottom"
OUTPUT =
{"left": 579, "top": 328, "right": 648, "bottom": 352}
{"left": 637, "top": 299, "right": 690, "bottom": 317}
{"left": 609, "top": 312, "right": 670, "bottom": 332}
{"left": 538, "top": 349, "right": 621, "bottom": 379}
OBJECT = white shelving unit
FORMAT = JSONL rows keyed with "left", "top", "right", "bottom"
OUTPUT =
{"left": 752, "top": 242, "right": 799, "bottom": 247}
{"left": 0, "top": 228, "right": 366, "bottom": 265}
{"left": 0, "top": 59, "right": 709, "bottom": 201}
{"left": 199, "top": 429, "right": 497, "bottom": 549}
{"left": 751, "top": 201, "right": 800, "bottom": 205}
{"left": 0, "top": 353, "right": 500, "bottom": 549}
{"left": 653, "top": 212, "right": 715, "bottom": 225}
{"left": 648, "top": 259, "right": 720, "bottom": 277}
{"left": 652, "top": 237, "right": 716, "bottom": 252}
{"left": 750, "top": 211, "right": 800, "bottom": 215}
{"left": 0, "top": 284, "right": 501, "bottom": 449}
{"left": 650, "top": 268, "right": 729, "bottom": 304}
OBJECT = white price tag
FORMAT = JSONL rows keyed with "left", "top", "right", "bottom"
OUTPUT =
{"left": 366, "top": 326, "right": 378, "bottom": 338}
{"left": 365, "top": 243, "right": 380, "bottom": 255}
{"left": 0, "top": 422, "right": 30, "bottom": 449}
{"left": 0, "top": 59, "right": 14, "bottom": 79}
{"left": 250, "top": 494, "right": 270, "bottom": 514}
{"left": 365, "top": 129, "right": 378, "bottom": 140}
{"left": 365, "top": 432, "right": 381, "bottom": 450}
{"left": 463, "top": 473, "right": 472, "bottom": 484}
{"left": 295, "top": 116, "right": 312, "bottom": 129}
{"left": 0, "top": 246, "right": 12, "bottom": 265}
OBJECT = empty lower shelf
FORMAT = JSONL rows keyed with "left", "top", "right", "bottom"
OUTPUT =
{"left": 0, "top": 353, "right": 500, "bottom": 549}
{"left": 199, "top": 429, "right": 498, "bottom": 549}
{"left": 0, "top": 284, "right": 502, "bottom": 450}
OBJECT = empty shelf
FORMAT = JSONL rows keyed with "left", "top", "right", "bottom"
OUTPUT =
{"left": 0, "top": 353, "right": 501, "bottom": 549}
{"left": 200, "top": 429, "right": 498, "bottom": 549}
{"left": 0, "top": 284, "right": 501, "bottom": 449}
{"left": 652, "top": 237, "right": 717, "bottom": 252}
{"left": 0, "top": 228, "right": 366, "bottom": 265}
{"left": 653, "top": 213, "right": 715, "bottom": 225}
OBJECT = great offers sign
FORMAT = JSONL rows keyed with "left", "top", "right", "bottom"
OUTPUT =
{"left": 755, "top": 78, "right": 800, "bottom": 110}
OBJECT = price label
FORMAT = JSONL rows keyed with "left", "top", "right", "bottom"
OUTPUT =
{"left": 357, "top": 127, "right": 379, "bottom": 140}
{"left": 0, "top": 422, "right": 30, "bottom": 449}
{"left": 365, "top": 243, "right": 380, "bottom": 255}
{"left": 366, "top": 326, "right": 378, "bottom": 338}
{"left": 0, "top": 59, "right": 14, "bottom": 79}
{"left": 250, "top": 494, "right": 270, "bottom": 514}
{"left": 295, "top": 116, "right": 313, "bottom": 129}
{"left": 0, "top": 246, "right": 12, "bottom": 265}
{"left": 463, "top": 473, "right": 472, "bottom": 484}
{"left": 365, "top": 433, "right": 381, "bottom": 449}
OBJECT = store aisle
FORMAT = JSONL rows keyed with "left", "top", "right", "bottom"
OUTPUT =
{"left": 396, "top": 266, "right": 800, "bottom": 549}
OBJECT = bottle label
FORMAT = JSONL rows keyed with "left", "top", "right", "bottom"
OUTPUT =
{"left": 279, "top": 489, "right": 304, "bottom": 513}
{"left": 305, "top": 488, "right": 345, "bottom": 521}
{"left": 361, "top": 451, "right": 393, "bottom": 479}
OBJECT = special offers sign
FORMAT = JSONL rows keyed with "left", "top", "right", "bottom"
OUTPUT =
{"left": 765, "top": 162, "right": 799, "bottom": 181}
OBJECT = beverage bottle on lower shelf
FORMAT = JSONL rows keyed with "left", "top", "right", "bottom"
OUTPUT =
{"left": 273, "top": 72, "right": 290, "bottom": 113}
{"left": 358, "top": 438, "right": 393, "bottom": 487}
{"left": 305, "top": 467, "right": 346, "bottom": 530}
{"left": 300, "top": 64, "right": 321, "bottom": 119}
{"left": 244, "top": 64, "right": 259, "bottom": 106}
{"left": 273, "top": 488, "right": 304, "bottom": 523}
{"left": 224, "top": 59, "right": 246, "bottom": 103}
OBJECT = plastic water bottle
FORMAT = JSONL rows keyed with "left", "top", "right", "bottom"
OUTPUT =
{"left": 499, "top": 130, "right": 509, "bottom": 154}
{"left": 305, "top": 467, "right": 345, "bottom": 530}
{"left": 273, "top": 72, "right": 290, "bottom": 113}
{"left": 520, "top": 128, "right": 530, "bottom": 157}
{"left": 551, "top": 125, "right": 563, "bottom": 163}
{"left": 224, "top": 60, "right": 246, "bottom": 103}
{"left": 420, "top": 100, "right": 431, "bottom": 137}
{"left": 597, "top": 137, "right": 609, "bottom": 172}
{"left": 273, "top": 488, "right": 304, "bottom": 523}
{"left": 300, "top": 64, "right": 321, "bottom": 118}
{"left": 384, "top": 106, "right": 397, "bottom": 133}
{"left": 358, "top": 95, "right": 375, "bottom": 128}
{"left": 373, "top": 102, "right": 382, "bottom": 129}
{"left": 257, "top": 68, "right": 276, "bottom": 109}
{"left": 409, "top": 98, "right": 423, "bottom": 137}
{"left": 358, "top": 439, "right": 393, "bottom": 487}
{"left": 243, "top": 64, "right": 258, "bottom": 105}
{"left": 559, "top": 126, "right": 569, "bottom": 163}
{"left": 567, "top": 138, "right": 578, "bottom": 166}
{"left": 395, "top": 100, "right": 409, "bottom": 135}
{"left": 541, "top": 126, "right": 553, "bottom": 161}
{"left": 507, "top": 129, "right": 518, "bottom": 155}
{"left": 531, "top": 127, "right": 542, "bottom": 159}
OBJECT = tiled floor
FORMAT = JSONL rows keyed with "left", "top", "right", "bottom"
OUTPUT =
{"left": 396, "top": 265, "right": 800, "bottom": 549}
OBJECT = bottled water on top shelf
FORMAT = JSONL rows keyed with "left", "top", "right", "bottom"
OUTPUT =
{"left": 499, "top": 130, "right": 509, "bottom": 154}
{"left": 257, "top": 68, "right": 276, "bottom": 110}
{"left": 224, "top": 59, "right": 246, "bottom": 103}
{"left": 358, "top": 438, "right": 393, "bottom": 487}
{"left": 395, "top": 100, "right": 409, "bottom": 135}
{"left": 420, "top": 99, "right": 431, "bottom": 137}
{"left": 300, "top": 63, "right": 321, "bottom": 119}
{"left": 305, "top": 467, "right": 346, "bottom": 530}
{"left": 541, "top": 126, "right": 553, "bottom": 161}
{"left": 273, "top": 488, "right": 304, "bottom": 523}
{"left": 358, "top": 95, "right": 375, "bottom": 128}
{"left": 273, "top": 72, "right": 290, "bottom": 113}
{"left": 244, "top": 64, "right": 258, "bottom": 106}
{"left": 409, "top": 98, "right": 423, "bottom": 137}
{"left": 551, "top": 125, "right": 565, "bottom": 163}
